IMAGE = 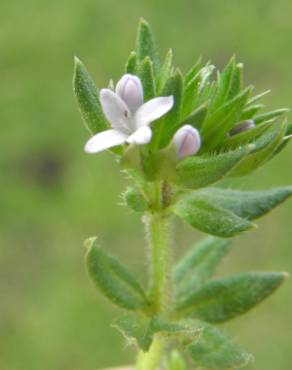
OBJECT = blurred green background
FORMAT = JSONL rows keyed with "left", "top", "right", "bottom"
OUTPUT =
{"left": 1, "top": 0, "right": 291, "bottom": 369}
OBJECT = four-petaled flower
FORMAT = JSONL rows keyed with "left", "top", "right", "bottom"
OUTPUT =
{"left": 85, "top": 74, "right": 174, "bottom": 153}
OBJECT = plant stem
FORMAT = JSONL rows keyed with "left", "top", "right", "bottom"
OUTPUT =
{"left": 148, "top": 211, "right": 171, "bottom": 314}
{"left": 136, "top": 337, "right": 165, "bottom": 370}
{"left": 136, "top": 181, "right": 172, "bottom": 370}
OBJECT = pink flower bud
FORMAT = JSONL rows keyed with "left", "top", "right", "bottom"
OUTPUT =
{"left": 173, "top": 125, "right": 201, "bottom": 159}
{"left": 229, "top": 120, "right": 255, "bottom": 136}
{"left": 115, "top": 74, "right": 144, "bottom": 113}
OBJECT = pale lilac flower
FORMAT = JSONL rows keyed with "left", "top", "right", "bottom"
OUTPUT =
{"left": 85, "top": 74, "right": 174, "bottom": 153}
{"left": 173, "top": 125, "right": 201, "bottom": 159}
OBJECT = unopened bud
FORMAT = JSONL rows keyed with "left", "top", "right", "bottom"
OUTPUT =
{"left": 115, "top": 74, "right": 144, "bottom": 113}
{"left": 173, "top": 125, "right": 201, "bottom": 159}
{"left": 229, "top": 120, "right": 255, "bottom": 136}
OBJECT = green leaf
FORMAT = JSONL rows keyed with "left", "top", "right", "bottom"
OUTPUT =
{"left": 198, "top": 65, "right": 215, "bottom": 93}
{"left": 157, "top": 49, "right": 173, "bottom": 93}
{"left": 254, "top": 108, "right": 289, "bottom": 124}
{"left": 188, "top": 322, "right": 252, "bottom": 370}
{"left": 227, "top": 63, "right": 243, "bottom": 100}
{"left": 180, "top": 103, "right": 208, "bottom": 130}
{"left": 184, "top": 57, "right": 202, "bottom": 85}
{"left": 113, "top": 316, "right": 202, "bottom": 352}
{"left": 85, "top": 238, "right": 149, "bottom": 311}
{"left": 73, "top": 57, "right": 107, "bottom": 134}
{"left": 211, "top": 56, "right": 236, "bottom": 110}
{"left": 174, "top": 194, "right": 254, "bottom": 237}
{"left": 202, "top": 87, "right": 252, "bottom": 151}
{"left": 175, "top": 146, "right": 249, "bottom": 189}
{"left": 177, "top": 272, "right": 288, "bottom": 323}
{"left": 240, "top": 104, "right": 265, "bottom": 120}
{"left": 272, "top": 132, "right": 292, "bottom": 157}
{"left": 182, "top": 71, "right": 201, "bottom": 118}
{"left": 173, "top": 237, "right": 232, "bottom": 299}
{"left": 136, "top": 18, "right": 159, "bottom": 74}
{"left": 247, "top": 89, "right": 270, "bottom": 105}
{"left": 151, "top": 69, "right": 183, "bottom": 148}
{"left": 123, "top": 186, "right": 148, "bottom": 212}
{"left": 125, "top": 51, "right": 137, "bottom": 74}
{"left": 138, "top": 57, "right": 156, "bottom": 101}
{"left": 286, "top": 121, "right": 292, "bottom": 136}
{"left": 229, "top": 120, "right": 287, "bottom": 176}
{"left": 224, "top": 121, "right": 273, "bottom": 149}
{"left": 113, "top": 315, "right": 153, "bottom": 351}
{"left": 150, "top": 317, "right": 202, "bottom": 341}
{"left": 195, "top": 187, "right": 292, "bottom": 221}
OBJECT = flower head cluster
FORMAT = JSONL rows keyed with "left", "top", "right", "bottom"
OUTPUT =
{"left": 85, "top": 74, "right": 174, "bottom": 153}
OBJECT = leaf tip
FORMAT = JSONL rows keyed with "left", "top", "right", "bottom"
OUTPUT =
{"left": 84, "top": 236, "right": 98, "bottom": 251}
{"left": 139, "top": 17, "right": 150, "bottom": 28}
{"left": 281, "top": 271, "right": 290, "bottom": 280}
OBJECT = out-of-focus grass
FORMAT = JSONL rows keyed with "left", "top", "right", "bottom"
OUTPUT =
{"left": 0, "top": 1, "right": 291, "bottom": 369}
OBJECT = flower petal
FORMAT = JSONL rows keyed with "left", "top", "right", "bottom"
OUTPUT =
{"left": 126, "top": 126, "right": 152, "bottom": 145}
{"left": 100, "top": 89, "right": 133, "bottom": 133}
{"left": 84, "top": 129, "right": 127, "bottom": 153}
{"left": 135, "top": 96, "right": 174, "bottom": 128}
{"left": 116, "top": 74, "right": 144, "bottom": 113}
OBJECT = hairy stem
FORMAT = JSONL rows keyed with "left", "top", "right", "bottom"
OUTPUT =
{"left": 148, "top": 211, "right": 171, "bottom": 314}
{"left": 136, "top": 337, "right": 165, "bottom": 370}
{"left": 136, "top": 181, "right": 172, "bottom": 370}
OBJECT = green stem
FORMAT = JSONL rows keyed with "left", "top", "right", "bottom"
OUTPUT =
{"left": 148, "top": 211, "right": 171, "bottom": 314}
{"left": 136, "top": 181, "right": 172, "bottom": 370}
{"left": 136, "top": 337, "right": 165, "bottom": 370}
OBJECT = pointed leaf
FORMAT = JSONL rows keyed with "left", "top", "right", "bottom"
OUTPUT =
{"left": 151, "top": 69, "right": 183, "bottom": 148}
{"left": 182, "top": 72, "right": 201, "bottom": 118}
{"left": 211, "top": 56, "right": 236, "bottom": 110}
{"left": 247, "top": 89, "right": 270, "bottom": 105}
{"left": 224, "top": 121, "right": 273, "bottom": 149}
{"left": 150, "top": 317, "right": 202, "bottom": 341}
{"left": 174, "top": 194, "right": 254, "bottom": 237}
{"left": 138, "top": 57, "right": 156, "bottom": 101}
{"left": 195, "top": 187, "right": 292, "bottom": 221}
{"left": 229, "top": 120, "right": 287, "bottom": 176}
{"left": 184, "top": 57, "right": 202, "bottom": 85}
{"left": 254, "top": 108, "right": 289, "bottom": 124}
{"left": 123, "top": 186, "right": 148, "bottom": 213}
{"left": 136, "top": 18, "right": 159, "bottom": 74}
{"left": 180, "top": 104, "right": 208, "bottom": 130}
{"left": 202, "top": 87, "right": 252, "bottom": 150}
{"left": 227, "top": 63, "right": 243, "bottom": 100}
{"left": 126, "top": 51, "right": 137, "bottom": 74}
{"left": 157, "top": 49, "right": 173, "bottom": 93}
{"left": 173, "top": 237, "right": 232, "bottom": 300}
{"left": 240, "top": 104, "right": 265, "bottom": 120}
{"left": 113, "top": 315, "right": 153, "bottom": 351}
{"left": 177, "top": 272, "right": 287, "bottom": 323}
{"left": 85, "top": 238, "right": 149, "bottom": 311}
{"left": 188, "top": 322, "right": 252, "bottom": 370}
{"left": 73, "top": 57, "right": 107, "bottom": 134}
{"left": 175, "top": 146, "right": 249, "bottom": 189}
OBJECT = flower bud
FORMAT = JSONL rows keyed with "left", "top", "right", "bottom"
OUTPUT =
{"left": 229, "top": 120, "right": 255, "bottom": 136}
{"left": 115, "top": 74, "right": 144, "bottom": 113}
{"left": 173, "top": 125, "right": 201, "bottom": 159}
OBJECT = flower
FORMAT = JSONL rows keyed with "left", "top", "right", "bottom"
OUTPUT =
{"left": 85, "top": 74, "right": 174, "bottom": 153}
{"left": 173, "top": 125, "right": 201, "bottom": 159}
